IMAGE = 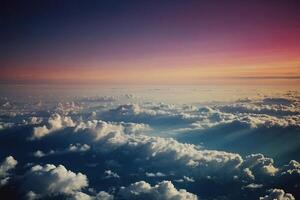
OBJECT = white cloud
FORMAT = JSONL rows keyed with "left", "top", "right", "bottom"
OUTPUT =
{"left": 23, "top": 164, "right": 88, "bottom": 198}
{"left": 94, "top": 191, "right": 114, "bottom": 200}
{"left": 33, "top": 150, "right": 46, "bottom": 158}
{"left": 66, "top": 191, "right": 114, "bottom": 200}
{"left": 1, "top": 92, "right": 300, "bottom": 200}
{"left": 68, "top": 143, "right": 91, "bottom": 152}
{"left": 26, "top": 117, "right": 43, "bottom": 125}
{"left": 55, "top": 101, "right": 83, "bottom": 115}
{"left": 259, "top": 188, "right": 295, "bottom": 200}
{"left": 242, "top": 154, "right": 278, "bottom": 177}
{"left": 242, "top": 183, "right": 263, "bottom": 190}
{"left": 119, "top": 180, "right": 198, "bottom": 200}
{"left": 33, "top": 144, "right": 90, "bottom": 158}
{"left": 145, "top": 172, "right": 166, "bottom": 177}
{"left": 174, "top": 176, "right": 195, "bottom": 183}
{"left": 220, "top": 96, "right": 299, "bottom": 116}
{"left": 32, "top": 113, "right": 76, "bottom": 139}
{"left": 0, "top": 156, "right": 17, "bottom": 186}
{"left": 68, "top": 191, "right": 92, "bottom": 200}
{"left": 72, "top": 120, "right": 244, "bottom": 179}
{"left": 104, "top": 170, "right": 120, "bottom": 179}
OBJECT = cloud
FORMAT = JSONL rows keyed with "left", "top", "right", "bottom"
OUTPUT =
{"left": 94, "top": 191, "right": 114, "bottom": 200}
{"left": 91, "top": 129, "right": 243, "bottom": 178}
{"left": 145, "top": 172, "right": 166, "bottom": 177}
{"left": 33, "top": 143, "right": 90, "bottom": 158}
{"left": 69, "top": 191, "right": 114, "bottom": 200}
{"left": 61, "top": 120, "right": 299, "bottom": 198}
{"left": 0, "top": 122, "right": 14, "bottom": 130}
{"left": 25, "top": 117, "right": 43, "bottom": 125}
{"left": 102, "top": 103, "right": 196, "bottom": 126}
{"left": 1, "top": 92, "right": 300, "bottom": 200}
{"left": 0, "top": 156, "right": 17, "bottom": 186}
{"left": 32, "top": 150, "right": 46, "bottom": 158}
{"left": 260, "top": 188, "right": 295, "bottom": 200}
{"left": 119, "top": 180, "right": 198, "bottom": 200}
{"left": 68, "top": 143, "right": 91, "bottom": 153}
{"left": 32, "top": 113, "right": 76, "bottom": 139}
{"left": 55, "top": 101, "right": 83, "bottom": 115}
{"left": 23, "top": 164, "right": 88, "bottom": 198}
{"left": 218, "top": 96, "right": 300, "bottom": 116}
{"left": 279, "top": 160, "right": 300, "bottom": 176}
{"left": 74, "top": 120, "right": 149, "bottom": 139}
{"left": 104, "top": 170, "right": 120, "bottom": 179}
{"left": 174, "top": 176, "right": 195, "bottom": 183}
{"left": 262, "top": 98, "right": 294, "bottom": 106}
{"left": 242, "top": 154, "right": 278, "bottom": 177}
{"left": 242, "top": 183, "right": 263, "bottom": 190}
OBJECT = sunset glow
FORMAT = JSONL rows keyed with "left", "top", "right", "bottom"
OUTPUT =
{"left": 1, "top": 1, "right": 300, "bottom": 85}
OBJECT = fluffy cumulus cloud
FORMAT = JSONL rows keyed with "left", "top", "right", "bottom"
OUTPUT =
{"left": 28, "top": 118, "right": 300, "bottom": 194}
{"left": 73, "top": 120, "right": 299, "bottom": 180}
{"left": 242, "top": 154, "right": 279, "bottom": 177}
{"left": 74, "top": 120, "right": 149, "bottom": 138}
{"left": 23, "top": 164, "right": 88, "bottom": 199}
{"left": 68, "top": 143, "right": 91, "bottom": 153}
{"left": 32, "top": 113, "right": 76, "bottom": 139}
{"left": 119, "top": 180, "right": 198, "bottom": 200}
{"left": 260, "top": 189, "right": 295, "bottom": 200}
{"left": 0, "top": 156, "right": 17, "bottom": 186}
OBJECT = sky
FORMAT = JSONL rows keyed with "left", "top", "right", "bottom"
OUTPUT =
{"left": 1, "top": 0, "right": 300, "bottom": 85}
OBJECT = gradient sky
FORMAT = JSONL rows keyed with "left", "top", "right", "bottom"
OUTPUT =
{"left": 1, "top": 0, "right": 300, "bottom": 85}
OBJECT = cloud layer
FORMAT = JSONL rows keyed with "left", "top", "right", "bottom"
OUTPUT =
{"left": 0, "top": 91, "right": 299, "bottom": 199}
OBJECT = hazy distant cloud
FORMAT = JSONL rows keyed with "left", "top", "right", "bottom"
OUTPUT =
{"left": 55, "top": 102, "right": 83, "bottom": 115}
{"left": 104, "top": 170, "right": 120, "bottom": 179}
{"left": 32, "top": 150, "right": 46, "bottom": 158}
{"left": 219, "top": 96, "right": 300, "bottom": 116}
{"left": 103, "top": 103, "right": 197, "bottom": 125}
{"left": 174, "top": 176, "right": 195, "bottom": 183}
{"left": 119, "top": 180, "right": 198, "bottom": 200}
{"left": 33, "top": 143, "right": 90, "bottom": 158}
{"left": 145, "top": 172, "right": 166, "bottom": 177}
{"left": 242, "top": 183, "right": 263, "bottom": 190}
{"left": 262, "top": 98, "right": 294, "bottom": 106}
{"left": 25, "top": 117, "right": 43, "bottom": 125}
{"left": 0, "top": 156, "right": 17, "bottom": 186}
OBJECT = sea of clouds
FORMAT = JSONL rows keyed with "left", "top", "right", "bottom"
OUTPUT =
{"left": 0, "top": 89, "right": 299, "bottom": 200}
